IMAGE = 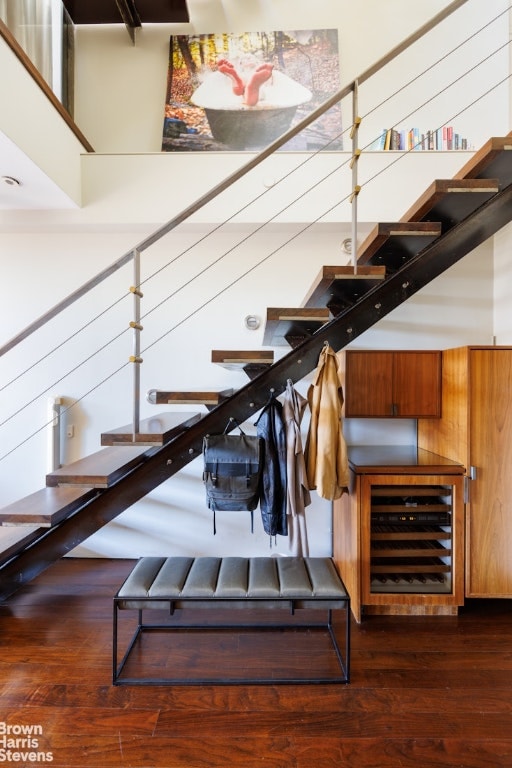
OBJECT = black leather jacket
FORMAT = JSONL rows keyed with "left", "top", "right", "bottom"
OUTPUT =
{"left": 255, "top": 394, "right": 288, "bottom": 538}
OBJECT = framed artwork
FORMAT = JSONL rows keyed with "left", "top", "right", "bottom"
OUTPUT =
{"left": 162, "top": 29, "right": 342, "bottom": 152}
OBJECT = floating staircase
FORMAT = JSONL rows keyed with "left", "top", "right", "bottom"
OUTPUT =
{"left": 0, "top": 133, "right": 511, "bottom": 600}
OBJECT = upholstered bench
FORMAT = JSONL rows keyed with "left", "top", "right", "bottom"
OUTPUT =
{"left": 113, "top": 556, "right": 350, "bottom": 685}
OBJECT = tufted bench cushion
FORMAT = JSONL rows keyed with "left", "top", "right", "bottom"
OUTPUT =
{"left": 116, "top": 555, "right": 349, "bottom": 609}
{"left": 113, "top": 556, "right": 350, "bottom": 685}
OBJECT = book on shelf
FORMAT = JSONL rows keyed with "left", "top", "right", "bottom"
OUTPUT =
{"left": 367, "top": 126, "right": 470, "bottom": 151}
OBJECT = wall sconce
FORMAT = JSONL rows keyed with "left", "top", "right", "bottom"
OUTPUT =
{"left": 1, "top": 176, "right": 21, "bottom": 187}
{"left": 244, "top": 315, "right": 261, "bottom": 330}
{"left": 341, "top": 237, "right": 352, "bottom": 255}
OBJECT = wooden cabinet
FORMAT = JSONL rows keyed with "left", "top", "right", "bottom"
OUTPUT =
{"left": 342, "top": 350, "right": 441, "bottom": 418}
{"left": 333, "top": 446, "right": 465, "bottom": 622}
{"left": 418, "top": 346, "right": 512, "bottom": 598}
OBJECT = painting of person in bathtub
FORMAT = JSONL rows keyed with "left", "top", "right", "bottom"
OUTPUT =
{"left": 162, "top": 29, "right": 342, "bottom": 152}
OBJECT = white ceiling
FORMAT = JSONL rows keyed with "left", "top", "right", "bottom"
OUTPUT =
{"left": 0, "top": 130, "right": 78, "bottom": 210}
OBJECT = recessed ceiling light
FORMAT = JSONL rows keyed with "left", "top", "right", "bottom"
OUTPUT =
{"left": 1, "top": 176, "right": 21, "bottom": 186}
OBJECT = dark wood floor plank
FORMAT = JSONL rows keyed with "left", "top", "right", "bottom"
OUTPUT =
{"left": 98, "top": 736, "right": 512, "bottom": 768}
{"left": 2, "top": 679, "right": 512, "bottom": 717}
{"left": 153, "top": 709, "right": 512, "bottom": 739}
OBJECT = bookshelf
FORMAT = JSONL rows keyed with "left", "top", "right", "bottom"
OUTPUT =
{"left": 369, "top": 126, "right": 471, "bottom": 151}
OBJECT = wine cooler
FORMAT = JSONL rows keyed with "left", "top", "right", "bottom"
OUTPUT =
{"left": 369, "top": 484, "right": 455, "bottom": 594}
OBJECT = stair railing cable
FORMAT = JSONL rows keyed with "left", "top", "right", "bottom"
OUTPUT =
{"left": 0, "top": 7, "right": 508, "bottom": 455}
{"left": 2, "top": 2, "right": 508, "bottom": 403}
{"left": 0, "top": 0, "right": 469, "bottom": 361}
{"left": 1, "top": 56, "right": 509, "bottom": 466}
{"left": 135, "top": 4, "right": 512, "bottom": 308}
{"left": 356, "top": 2, "right": 511, "bottom": 127}
{"left": 133, "top": 74, "right": 512, "bottom": 357}
{"left": 0, "top": 49, "right": 512, "bottom": 461}
{"left": 0, "top": 74, "right": 512, "bottom": 461}
{"left": 96, "top": 36, "right": 512, "bottom": 328}
{"left": 1, "top": 0, "right": 485, "bottom": 451}
{"left": 129, "top": 1, "right": 511, "bottom": 292}
{"left": 3, "top": 0, "right": 509, "bottom": 471}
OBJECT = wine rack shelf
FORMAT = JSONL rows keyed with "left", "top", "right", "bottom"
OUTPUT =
{"left": 369, "top": 484, "right": 454, "bottom": 594}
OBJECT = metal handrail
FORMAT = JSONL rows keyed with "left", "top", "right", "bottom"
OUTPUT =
{"left": 0, "top": 0, "right": 468, "bottom": 359}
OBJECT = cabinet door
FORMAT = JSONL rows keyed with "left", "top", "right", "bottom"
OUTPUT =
{"left": 467, "top": 349, "right": 512, "bottom": 596}
{"left": 344, "top": 351, "right": 393, "bottom": 417}
{"left": 344, "top": 350, "right": 441, "bottom": 418}
{"left": 393, "top": 351, "right": 441, "bottom": 417}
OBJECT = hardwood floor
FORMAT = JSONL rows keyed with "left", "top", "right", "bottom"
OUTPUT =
{"left": 1, "top": 558, "right": 511, "bottom": 767}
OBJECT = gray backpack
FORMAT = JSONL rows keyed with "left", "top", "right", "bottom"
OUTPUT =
{"left": 202, "top": 420, "right": 263, "bottom": 534}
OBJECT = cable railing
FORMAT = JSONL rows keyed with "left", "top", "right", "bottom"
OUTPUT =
{"left": 0, "top": 0, "right": 471, "bottom": 358}
{"left": 1, "top": 0, "right": 510, "bottom": 508}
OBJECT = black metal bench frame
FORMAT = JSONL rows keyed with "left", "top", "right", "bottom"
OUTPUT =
{"left": 112, "top": 557, "right": 350, "bottom": 686}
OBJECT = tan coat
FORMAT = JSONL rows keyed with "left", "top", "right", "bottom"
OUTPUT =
{"left": 305, "top": 343, "right": 349, "bottom": 500}
{"left": 282, "top": 379, "right": 311, "bottom": 556}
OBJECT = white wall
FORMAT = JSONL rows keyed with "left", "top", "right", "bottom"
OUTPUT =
{"left": 0, "top": 0, "right": 509, "bottom": 559}
{"left": 0, "top": 37, "right": 83, "bottom": 205}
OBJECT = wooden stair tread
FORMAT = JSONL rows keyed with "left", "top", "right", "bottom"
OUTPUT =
{"left": 400, "top": 178, "right": 499, "bottom": 229}
{"left": 357, "top": 221, "right": 442, "bottom": 268}
{"left": 302, "top": 265, "right": 386, "bottom": 314}
{"left": 262, "top": 307, "right": 330, "bottom": 347}
{"left": 100, "top": 411, "right": 201, "bottom": 446}
{"left": 0, "top": 485, "right": 97, "bottom": 527}
{"left": 146, "top": 388, "right": 235, "bottom": 408}
{"left": 46, "top": 445, "right": 155, "bottom": 487}
{"left": 453, "top": 136, "right": 512, "bottom": 186}
{"left": 211, "top": 350, "right": 274, "bottom": 366}
{"left": 211, "top": 349, "right": 274, "bottom": 379}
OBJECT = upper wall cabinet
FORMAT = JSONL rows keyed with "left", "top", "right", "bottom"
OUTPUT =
{"left": 342, "top": 350, "right": 442, "bottom": 418}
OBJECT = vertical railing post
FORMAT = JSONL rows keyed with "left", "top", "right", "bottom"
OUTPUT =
{"left": 46, "top": 395, "right": 62, "bottom": 471}
{"left": 350, "top": 80, "right": 361, "bottom": 273}
{"left": 129, "top": 248, "right": 143, "bottom": 440}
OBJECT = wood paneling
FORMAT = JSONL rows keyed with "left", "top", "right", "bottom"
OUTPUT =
{"left": 468, "top": 349, "right": 512, "bottom": 595}
{"left": 333, "top": 477, "right": 361, "bottom": 622}
{"left": 419, "top": 346, "right": 512, "bottom": 597}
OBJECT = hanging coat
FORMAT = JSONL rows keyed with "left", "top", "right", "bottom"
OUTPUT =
{"left": 282, "top": 379, "right": 311, "bottom": 557}
{"left": 255, "top": 394, "right": 287, "bottom": 538}
{"left": 305, "top": 343, "right": 349, "bottom": 500}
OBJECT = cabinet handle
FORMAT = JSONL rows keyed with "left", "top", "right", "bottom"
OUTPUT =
{"left": 469, "top": 465, "right": 477, "bottom": 480}
{"left": 391, "top": 403, "right": 398, "bottom": 416}
{"left": 464, "top": 476, "right": 470, "bottom": 504}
